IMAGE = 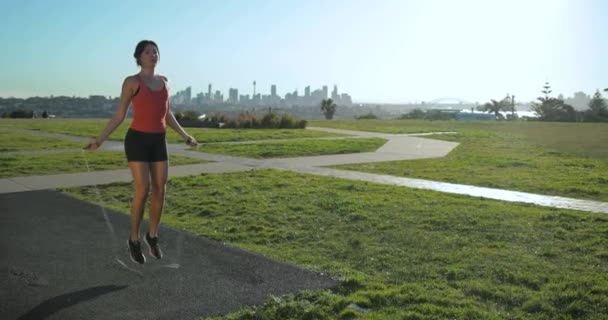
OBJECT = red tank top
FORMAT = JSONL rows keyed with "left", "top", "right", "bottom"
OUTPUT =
{"left": 130, "top": 75, "right": 169, "bottom": 133}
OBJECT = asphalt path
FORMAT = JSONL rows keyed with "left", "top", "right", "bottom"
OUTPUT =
{"left": 1, "top": 190, "right": 337, "bottom": 320}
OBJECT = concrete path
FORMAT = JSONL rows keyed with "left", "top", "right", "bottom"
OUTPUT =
{"left": 0, "top": 127, "right": 458, "bottom": 189}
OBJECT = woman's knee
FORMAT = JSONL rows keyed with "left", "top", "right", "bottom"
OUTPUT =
{"left": 133, "top": 182, "right": 150, "bottom": 198}
{"left": 151, "top": 183, "right": 166, "bottom": 196}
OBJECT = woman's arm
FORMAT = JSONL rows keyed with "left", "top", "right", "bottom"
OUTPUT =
{"left": 166, "top": 107, "right": 198, "bottom": 146}
{"left": 163, "top": 76, "right": 197, "bottom": 146}
{"left": 85, "top": 76, "right": 135, "bottom": 150}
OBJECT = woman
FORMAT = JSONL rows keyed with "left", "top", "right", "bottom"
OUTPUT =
{"left": 85, "top": 40, "right": 198, "bottom": 264}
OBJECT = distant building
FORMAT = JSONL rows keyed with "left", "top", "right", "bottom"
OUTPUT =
{"left": 331, "top": 85, "right": 339, "bottom": 101}
{"left": 240, "top": 94, "right": 250, "bottom": 105}
{"left": 455, "top": 112, "right": 495, "bottom": 121}
{"left": 89, "top": 95, "right": 106, "bottom": 102}
{"left": 228, "top": 88, "right": 239, "bottom": 104}
{"left": 169, "top": 82, "right": 354, "bottom": 107}
{"left": 340, "top": 93, "right": 352, "bottom": 106}
{"left": 213, "top": 90, "right": 223, "bottom": 103}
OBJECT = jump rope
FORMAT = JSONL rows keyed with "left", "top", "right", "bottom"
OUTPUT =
{"left": 80, "top": 148, "right": 182, "bottom": 277}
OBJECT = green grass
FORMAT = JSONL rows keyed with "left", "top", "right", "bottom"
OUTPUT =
{"left": 0, "top": 118, "right": 132, "bottom": 141}
{"left": 176, "top": 128, "right": 347, "bottom": 144}
{"left": 308, "top": 120, "right": 608, "bottom": 201}
{"left": 0, "top": 151, "right": 209, "bottom": 178}
{"left": 309, "top": 119, "right": 608, "bottom": 160}
{"left": 0, "top": 131, "right": 83, "bottom": 151}
{"left": 193, "top": 138, "right": 387, "bottom": 159}
{"left": 0, "top": 118, "right": 346, "bottom": 143}
{"left": 334, "top": 130, "right": 608, "bottom": 202}
{"left": 61, "top": 170, "right": 608, "bottom": 319}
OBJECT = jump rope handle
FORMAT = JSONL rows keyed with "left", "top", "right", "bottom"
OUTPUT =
{"left": 83, "top": 137, "right": 100, "bottom": 150}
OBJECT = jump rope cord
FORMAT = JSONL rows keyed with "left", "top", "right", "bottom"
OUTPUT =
{"left": 80, "top": 149, "right": 117, "bottom": 242}
{"left": 80, "top": 149, "right": 180, "bottom": 273}
{"left": 81, "top": 149, "right": 145, "bottom": 277}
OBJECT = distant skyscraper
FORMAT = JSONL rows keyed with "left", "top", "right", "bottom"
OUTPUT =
{"left": 304, "top": 86, "right": 310, "bottom": 97}
{"left": 331, "top": 85, "right": 339, "bottom": 101}
{"left": 196, "top": 92, "right": 205, "bottom": 104}
{"left": 341, "top": 93, "right": 352, "bottom": 106}
{"left": 240, "top": 94, "right": 250, "bottom": 105}
{"left": 185, "top": 86, "right": 192, "bottom": 103}
{"left": 271, "top": 84, "right": 277, "bottom": 97}
{"left": 322, "top": 85, "right": 328, "bottom": 99}
{"left": 214, "top": 90, "right": 223, "bottom": 103}
{"left": 207, "top": 84, "right": 212, "bottom": 100}
{"left": 229, "top": 88, "right": 239, "bottom": 104}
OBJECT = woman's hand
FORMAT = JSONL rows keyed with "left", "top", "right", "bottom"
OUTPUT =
{"left": 185, "top": 135, "right": 198, "bottom": 147}
{"left": 83, "top": 137, "right": 101, "bottom": 151}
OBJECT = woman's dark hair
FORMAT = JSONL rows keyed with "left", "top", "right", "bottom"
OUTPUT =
{"left": 133, "top": 40, "right": 160, "bottom": 66}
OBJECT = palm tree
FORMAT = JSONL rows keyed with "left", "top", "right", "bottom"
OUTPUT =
{"left": 479, "top": 98, "right": 509, "bottom": 119}
{"left": 321, "top": 98, "right": 337, "bottom": 120}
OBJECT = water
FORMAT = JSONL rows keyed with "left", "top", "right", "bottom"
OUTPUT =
{"left": 282, "top": 165, "right": 608, "bottom": 214}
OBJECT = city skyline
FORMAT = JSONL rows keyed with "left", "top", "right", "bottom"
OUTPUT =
{"left": 171, "top": 82, "right": 352, "bottom": 107}
{"left": 0, "top": 0, "right": 606, "bottom": 103}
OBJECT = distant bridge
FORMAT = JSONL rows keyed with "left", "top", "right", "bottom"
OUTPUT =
{"left": 427, "top": 97, "right": 475, "bottom": 105}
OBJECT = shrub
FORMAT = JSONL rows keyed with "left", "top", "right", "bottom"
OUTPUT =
{"left": 355, "top": 112, "right": 379, "bottom": 120}
{"left": 200, "top": 111, "right": 306, "bottom": 129}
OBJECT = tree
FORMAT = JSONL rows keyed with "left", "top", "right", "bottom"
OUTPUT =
{"left": 9, "top": 110, "right": 34, "bottom": 118}
{"left": 401, "top": 108, "right": 425, "bottom": 119}
{"left": 531, "top": 82, "right": 576, "bottom": 121}
{"left": 42, "top": 110, "right": 49, "bottom": 118}
{"left": 478, "top": 97, "right": 510, "bottom": 119}
{"left": 320, "top": 98, "right": 337, "bottom": 120}
{"left": 584, "top": 90, "right": 608, "bottom": 122}
{"left": 532, "top": 98, "right": 576, "bottom": 122}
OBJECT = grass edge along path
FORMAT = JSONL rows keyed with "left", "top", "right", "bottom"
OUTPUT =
{"left": 0, "top": 151, "right": 209, "bottom": 178}
{"left": 0, "top": 119, "right": 348, "bottom": 143}
{"left": 192, "top": 138, "right": 387, "bottom": 159}
{"left": 0, "top": 131, "right": 84, "bottom": 151}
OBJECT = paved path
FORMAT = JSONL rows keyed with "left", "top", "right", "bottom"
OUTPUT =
{"left": 1, "top": 190, "right": 336, "bottom": 320}
{"left": 0, "top": 127, "right": 459, "bottom": 189}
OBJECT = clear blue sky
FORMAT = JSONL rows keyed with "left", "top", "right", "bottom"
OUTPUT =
{"left": 1, "top": 0, "right": 606, "bottom": 103}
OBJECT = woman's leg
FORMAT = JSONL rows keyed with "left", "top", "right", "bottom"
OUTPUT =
{"left": 148, "top": 160, "right": 168, "bottom": 237}
{"left": 128, "top": 161, "right": 150, "bottom": 241}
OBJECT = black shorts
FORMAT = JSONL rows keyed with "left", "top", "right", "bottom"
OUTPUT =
{"left": 124, "top": 128, "right": 168, "bottom": 162}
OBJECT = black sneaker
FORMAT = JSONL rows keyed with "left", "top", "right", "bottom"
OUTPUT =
{"left": 144, "top": 232, "right": 163, "bottom": 259}
{"left": 127, "top": 239, "right": 146, "bottom": 264}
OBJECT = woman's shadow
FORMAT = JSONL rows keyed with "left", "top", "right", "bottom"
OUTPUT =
{"left": 18, "top": 284, "right": 128, "bottom": 320}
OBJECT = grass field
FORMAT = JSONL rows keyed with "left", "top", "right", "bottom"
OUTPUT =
{"left": 309, "top": 119, "right": 608, "bottom": 160}
{"left": 0, "top": 151, "right": 209, "bottom": 178}
{"left": 0, "top": 131, "right": 83, "bottom": 151}
{"left": 0, "top": 119, "right": 345, "bottom": 143}
{"left": 307, "top": 120, "right": 608, "bottom": 201}
{"left": 193, "top": 138, "right": 387, "bottom": 159}
{"left": 61, "top": 170, "right": 608, "bottom": 319}
{"left": 6, "top": 117, "right": 608, "bottom": 318}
